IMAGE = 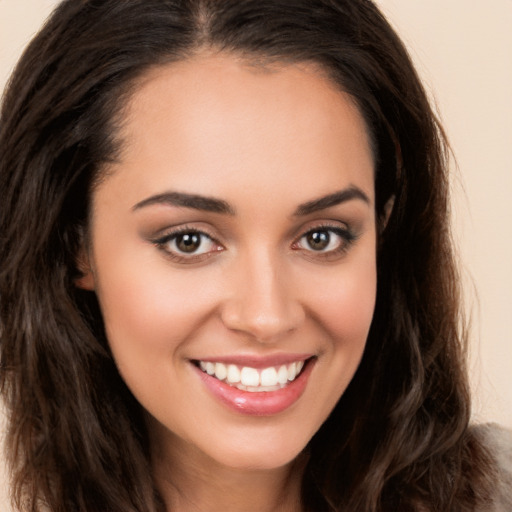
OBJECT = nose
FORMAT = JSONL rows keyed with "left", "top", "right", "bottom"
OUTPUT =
{"left": 220, "top": 252, "right": 305, "bottom": 343}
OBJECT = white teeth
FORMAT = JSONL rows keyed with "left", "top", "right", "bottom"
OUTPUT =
{"left": 214, "top": 362, "right": 227, "bottom": 381}
{"left": 197, "top": 359, "right": 308, "bottom": 390}
{"left": 277, "top": 365, "right": 289, "bottom": 384}
{"left": 226, "top": 364, "right": 241, "bottom": 383}
{"left": 240, "top": 367, "right": 260, "bottom": 387}
{"left": 260, "top": 367, "right": 278, "bottom": 387}
{"left": 287, "top": 362, "right": 297, "bottom": 381}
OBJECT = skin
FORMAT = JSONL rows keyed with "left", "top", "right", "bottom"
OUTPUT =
{"left": 78, "top": 53, "right": 377, "bottom": 511}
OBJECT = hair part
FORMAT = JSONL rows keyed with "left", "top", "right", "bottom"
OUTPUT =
{"left": 0, "top": 1, "right": 496, "bottom": 511}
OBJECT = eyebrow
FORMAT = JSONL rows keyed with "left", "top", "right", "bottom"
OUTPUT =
{"left": 294, "top": 186, "right": 370, "bottom": 216}
{"left": 132, "top": 186, "right": 370, "bottom": 216}
{"left": 132, "top": 192, "right": 235, "bottom": 215}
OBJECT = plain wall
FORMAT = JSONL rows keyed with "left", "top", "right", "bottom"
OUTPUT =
{"left": 1, "top": 0, "right": 511, "bottom": 509}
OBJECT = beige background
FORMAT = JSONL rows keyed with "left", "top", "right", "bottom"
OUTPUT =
{"left": 1, "top": 0, "right": 511, "bottom": 508}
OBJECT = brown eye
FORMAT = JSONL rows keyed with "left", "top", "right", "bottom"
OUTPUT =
{"left": 154, "top": 229, "right": 221, "bottom": 261}
{"left": 294, "top": 226, "right": 356, "bottom": 257}
{"left": 176, "top": 233, "right": 202, "bottom": 253}
{"left": 306, "top": 230, "right": 331, "bottom": 251}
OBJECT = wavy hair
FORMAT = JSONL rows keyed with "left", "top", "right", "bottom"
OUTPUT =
{"left": 0, "top": 1, "right": 495, "bottom": 510}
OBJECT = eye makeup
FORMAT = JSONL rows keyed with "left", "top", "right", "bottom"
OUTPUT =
{"left": 149, "top": 219, "right": 359, "bottom": 265}
{"left": 292, "top": 223, "right": 359, "bottom": 262}
{"left": 151, "top": 225, "right": 224, "bottom": 264}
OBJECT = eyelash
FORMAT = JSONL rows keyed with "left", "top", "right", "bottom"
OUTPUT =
{"left": 151, "top": 223, "right": 358, "bottom": 264}
{"left": 152, "top": 226, "right": 222, "bottom": 264}
{"left": 292, "top": 224, "right": 358, "bottom": 261}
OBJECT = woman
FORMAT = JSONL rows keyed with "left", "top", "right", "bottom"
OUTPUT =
{"left": 0, "top": 1, "right": 510, "bottom": 511}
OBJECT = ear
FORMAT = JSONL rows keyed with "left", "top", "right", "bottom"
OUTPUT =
{"left": 380, "top": 195, "right": 395, "bottom": 232}
{"left": 74, "top": 247, "right": 96, "bottom": 291}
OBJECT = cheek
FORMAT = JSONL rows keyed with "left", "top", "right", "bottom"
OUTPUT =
{"left": 305, "top": 254, "right": 377, "bottom": 343}
{"left": 92, "top": 254, "right": 228, "bottom": 431}
{"left": 298, "top": 251, "right": 377, "bottom": 396}
{"left": 91, "top": 241, "right": 224, "bottom": 369}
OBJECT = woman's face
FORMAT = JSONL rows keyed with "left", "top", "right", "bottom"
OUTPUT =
{"left": 80, "top": 55, "right": 377, "bottom": 472}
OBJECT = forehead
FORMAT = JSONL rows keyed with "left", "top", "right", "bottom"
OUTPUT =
{"left": 101, "top": 53, "right": 374, "bottom": 209}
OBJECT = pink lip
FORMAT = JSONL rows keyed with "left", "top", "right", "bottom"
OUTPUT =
{"left": 193, "top": 357, "right": 316, "bottom": 416}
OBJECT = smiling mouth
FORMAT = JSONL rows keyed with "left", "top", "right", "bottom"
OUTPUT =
{"left": 194, "top": 359, "right": 310, "bottom": 392}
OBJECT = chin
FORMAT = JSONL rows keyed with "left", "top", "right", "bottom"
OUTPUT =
{"left": 201, "top": 425, "right": 312, "bottom": 472}
{"left": 213, "top": 448, "right": 301, "bottom": 472}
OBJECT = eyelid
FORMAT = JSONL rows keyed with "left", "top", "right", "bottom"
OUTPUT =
{"left": 148, "top": 220, "right": 358, "bottom": 264}
{"left": 150, "top": 225, "right": 224, "bottom": 263}
{"left": 292, "top": 221, "right": 358, "bottom": 260}
{"left": 151, "top": 224, "right": 216, "bottom": 244}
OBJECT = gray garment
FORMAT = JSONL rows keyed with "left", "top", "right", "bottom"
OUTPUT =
{"left": 473, "top": 423, "right": 512, "bottom": 511}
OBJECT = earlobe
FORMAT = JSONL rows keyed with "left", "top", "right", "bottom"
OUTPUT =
{"left": 74, "top": 249, "right": 96, "bottom": 291}
{"left": 75, "top": 271, "right": 95, "bottom": 291}
{"left": 381, "top": 195, "right": 395, "bottom": 231}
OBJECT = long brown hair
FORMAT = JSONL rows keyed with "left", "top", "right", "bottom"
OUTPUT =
{"left": 0, "top": 1, "right": 495, "bottom": 510}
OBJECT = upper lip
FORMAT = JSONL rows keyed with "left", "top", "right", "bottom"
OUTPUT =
{"left": 191, "top": 353, "right": 315, "bottom": 369}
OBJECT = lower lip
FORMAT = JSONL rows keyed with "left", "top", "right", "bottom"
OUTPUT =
{"left": 194, "top": 360, "right": 315, "bottom": 416}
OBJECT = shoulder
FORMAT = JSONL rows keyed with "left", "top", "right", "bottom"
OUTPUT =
{"left": 470, "top": 423, "right": 512, "bottom": 511}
